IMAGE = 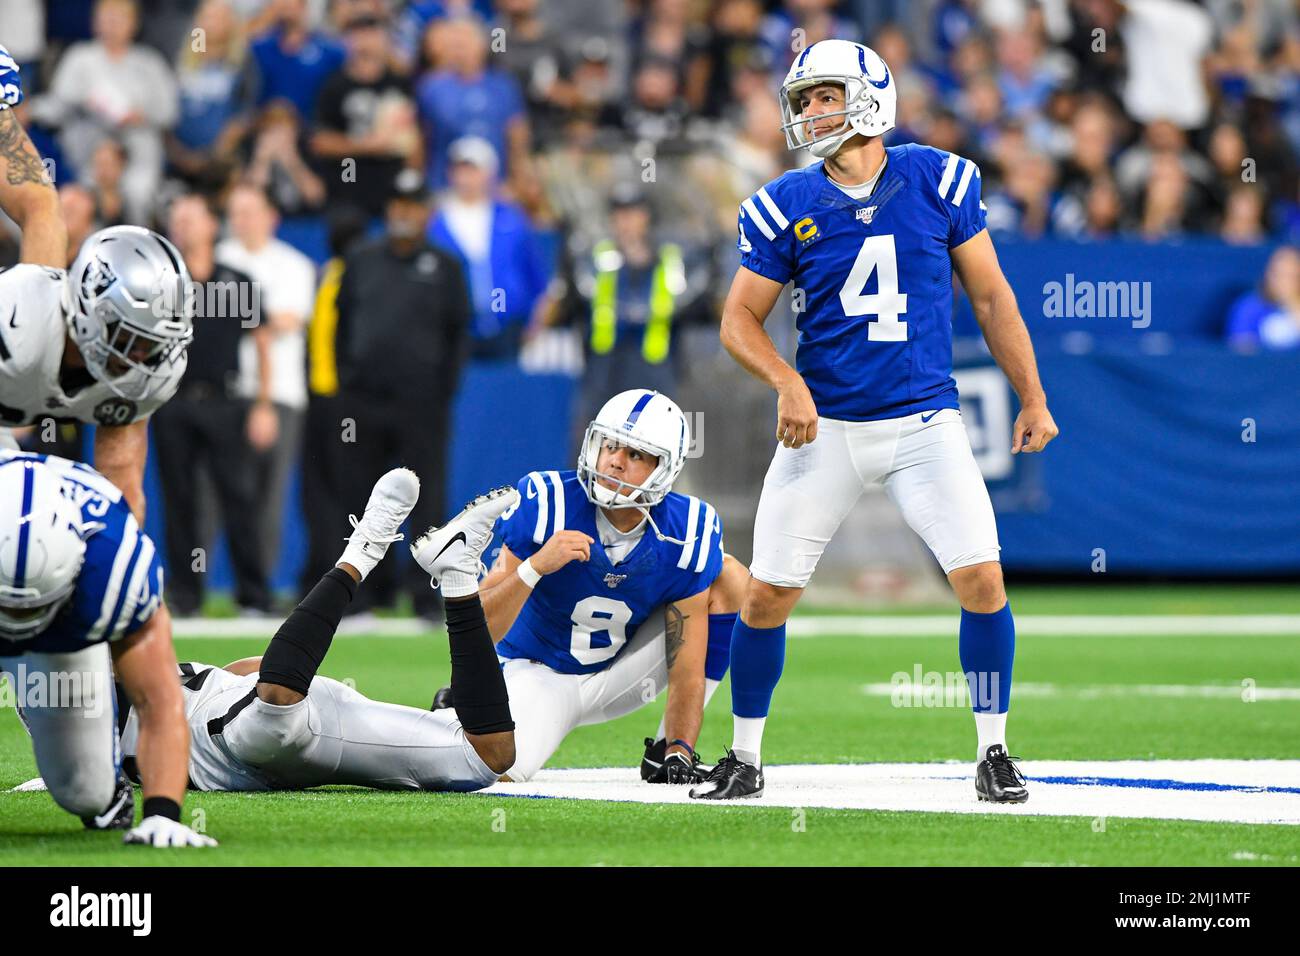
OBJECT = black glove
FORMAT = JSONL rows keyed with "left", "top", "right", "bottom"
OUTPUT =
{"left": 646, "top": 750, "right": 701, "bottom": 785}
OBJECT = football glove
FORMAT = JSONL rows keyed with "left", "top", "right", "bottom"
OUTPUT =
{"left": 645, "top": 750, "right": 702, "bottom": 785}
{"left": 123, "top": 816, "right": 217, "bottom": 848}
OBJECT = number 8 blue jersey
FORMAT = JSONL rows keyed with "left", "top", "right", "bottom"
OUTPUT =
{"left": 0, "top": 44, "right": 22, "bottom": 109}
{"left": 0, "top": 452, "right": 165, "bottom": 657}
{"left": 490, "top": 470, "right": 723, "bottom": 675}
{"left": 738, "top": 144, "right": 987, "bottom": 422}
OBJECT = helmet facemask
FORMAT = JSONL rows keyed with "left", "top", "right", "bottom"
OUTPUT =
{"left": 577, "top": 423, "right": 676, "bottom": 512}
{"left": 780, "top": 75, "right": 881, "bottom": 158}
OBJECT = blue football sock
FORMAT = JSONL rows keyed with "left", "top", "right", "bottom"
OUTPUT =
{"left": 958, "top": 602, "right": 1015, "bottom": 714}
{"left": 705, "top": 612, "right": 737, "bottom": 683}
{"left": 729, "top": 616, "right": 786, "bottom": 719}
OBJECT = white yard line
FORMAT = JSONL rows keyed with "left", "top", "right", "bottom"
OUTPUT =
{"left": 862, "top": 682, "right": 1300, "bottom": 701}
{"left": 477, "top": 760, "right": 1300, "bottom": 825}
{"left": 170, "top": 614, "right": 1300, "bottom": 639}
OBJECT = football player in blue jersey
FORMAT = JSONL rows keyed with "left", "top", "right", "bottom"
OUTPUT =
{"left": 691, "top": 40, "right": 1059, "bottom": 802}
{"left": 415, "top": 389, "right": 746, "bottom": 784}
{"left": 0, "top": 42, "right": 67, "bottom": 267}
{"left": 0, "top": 451, "right": 214, "bottom": 846}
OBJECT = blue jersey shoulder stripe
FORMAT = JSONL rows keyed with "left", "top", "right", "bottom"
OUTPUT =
{"left": 87, "top": 514, "right": 140, "bottom": 642}
{"left": 102, "top": 531, "right": 145, "bottom": 641}
{"left": 694, "top": 502, "right": 719, "bottom": 574}
{"left": 546, "top": 470, "right": 565, "bottom": 534}
{"left": 676, "top": 495, "right": 702, "bottom": 569}
{"left": 14, "top": 463, "right": 34, "bottom": 588}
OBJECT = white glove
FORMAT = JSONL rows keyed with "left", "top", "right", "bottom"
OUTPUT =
{"left": 123, "top": 815, "right": 218, "bottom": 848}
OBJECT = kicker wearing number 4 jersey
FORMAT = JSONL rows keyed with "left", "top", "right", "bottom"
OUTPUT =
{"left": 420, "top": 389, "right": 747, "bottom": 785}
{"left": 695, "top": 39, "right": 1059, "bottom": 802}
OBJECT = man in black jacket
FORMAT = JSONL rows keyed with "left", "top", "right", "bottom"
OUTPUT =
{"left": 332, "top": 170, "right": 470, "bottom": 622}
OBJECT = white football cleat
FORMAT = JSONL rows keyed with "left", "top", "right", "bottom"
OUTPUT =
{"left": 338, "top": 468, "right": 421, "bottom": 581}
{"left": 411, "top": 486, "right": 519, "bottom": 597}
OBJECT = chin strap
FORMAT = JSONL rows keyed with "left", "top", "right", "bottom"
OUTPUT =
{"left": 641, "top": 506, "right": 696, "bottom": 548}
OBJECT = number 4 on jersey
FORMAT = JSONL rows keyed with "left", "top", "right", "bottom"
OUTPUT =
{"left": 839, "top": 234, "right": 908, "bottom": 342}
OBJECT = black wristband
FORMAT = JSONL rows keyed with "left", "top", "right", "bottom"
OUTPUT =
{"left": 142, "top": 796, "right": 181, "bottom": 822}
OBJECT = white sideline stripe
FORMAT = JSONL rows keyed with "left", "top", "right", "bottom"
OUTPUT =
{"left": 478, "top": 760, "right": 1300, "bottom": 825}
{"left": 863, "top": 682, "right": 1300, "bottom": 701}
{"left": 789, "top": 615, "right": 1300, "bottom": 637}
{"left": 740, "top": 197, "right": 775, "bottom": 240}
{"left": 166, "top": 613, "right": 1300, "bottom": 639}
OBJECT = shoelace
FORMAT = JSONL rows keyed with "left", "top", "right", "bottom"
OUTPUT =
{"left": 988, "top": 751, "right": 1027, "bottom": 790}
{"left": 345, "top": 511, "right": 405, "bottom": 545}
{"left": 701, "top": 751, "right": 740, "bottom": 781}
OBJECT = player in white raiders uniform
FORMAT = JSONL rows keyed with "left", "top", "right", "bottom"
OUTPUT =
{"left": 417, "top": 389, "right": 747, "bottom": 785}
{"left": 0, "top": 451, "right": 213, "bottom": 847}
{"left": 0, "top": 225, "right": 193, "bottom": 520}
{"left": 105, "top": 472, "right": 520, "bottom": 792}
{"left": 692, "top": 40, "right": 1059, "bottom": 802}
{"left": 0, "top": 42, "right": 67, "bottom": 266}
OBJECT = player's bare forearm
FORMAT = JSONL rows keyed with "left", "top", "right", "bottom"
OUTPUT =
{"left": 0, "top": 110, "right": 67, "bottom": 267}
{"left": 94, "top": 421, "right": 149, "bottom": 524}
{"left": 112, "top": 605, "right": 190, "bottom": 804}
{"left": 952, "top": 230, "right": 1058, "bottom": 452}
{"left": 719, "top": 266, "right": 798, "bottom": 392}
{"left": 662, "top": 592, "right": 709, "bottom": 754}
{"left": 476, "top": 544, "right": 531, "bottom": 643}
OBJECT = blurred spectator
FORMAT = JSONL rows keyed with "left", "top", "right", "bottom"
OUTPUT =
{"left": 621, "top": 55, "right": 691, "bottom": 149}
{"left": 217, "top": 182, "right": 316, "bottom": 576}
{"left": 85, "top": 137, "right": 130, "bottom": 225}
{"left": 1220, "top": 184, "right": 1267, "bottom": 244}
{"left": 248, "top": 0, "right": 345, "bottom": 120}
{"left": 415, "top": 16, "right": 529, "bottom": 188}
{"left": 245, "top": 99, "right": 326, "bottom": 216}
{"left": 33, "top": 0, "right": 178, "bottom": 224}
{"left": 631, "top": 0, "right": 711, "bottom": 112}
{"left": 1138, "top": 151, "right": 1197, "bottom": 239}
{"left": 58, "top": 183, "right": 98, "bottom": 265}
{"left": 331, "top": 170, "right": 471, "bottom": 621}
{"left": 427, "top": 136, "right": 547, "bottom": 361}
{"left": 700, "top": 0, "right": 768, "bottom": 119}
{"left": 1114, "top": 120, "right": 1214, "bottom": 210}
{"left": 1119, "top": 0, "right": 1214, "bottom": 130}
{"left": 492, "top": 0, "right": 567, "bottom": 139}
{"left": 548, "top": 186, "right": 706, "bottom": 433}
{"left": 167, "top": 0, "right": 254, "bottom": 189}
{"left": 0, "top": 0, "right": 45, "bottom": 87}
{"left": 311, "top": 13, "right": 420, "bottom": 224}
{"left": 155, "top": 192, "right": 272, "bottom": 617}
{"left": 1225, "top": 245, "right": 1300, "bottom": 350}
{"left": 298, "top": 207, "right": 368, "bottom": 599}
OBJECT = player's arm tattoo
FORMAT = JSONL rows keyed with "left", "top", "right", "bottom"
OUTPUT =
{"left": 0, "top": 110, "right": 52, "bottom": 187}
{"left": 665, "top": 602, "right": 687, "bottom": 670}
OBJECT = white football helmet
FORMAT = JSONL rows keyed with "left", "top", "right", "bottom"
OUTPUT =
{"left": 66, "top": 225, "right": 194, "bottom": 402}
{"left": 578, "top": 389, "right": 690, "bottom": 514}
{"left": 0, "top": 459, "right": 98, "bottom": 638}
{"left": 779, "top": 39, "right": 896, "bottom": 158}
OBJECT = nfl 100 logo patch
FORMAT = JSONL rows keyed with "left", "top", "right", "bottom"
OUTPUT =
{"left": 856, "top": 206, "right": 878, "bottom": 225}
{"left": 603, "top": 572, "right": 628, "bottom": 588}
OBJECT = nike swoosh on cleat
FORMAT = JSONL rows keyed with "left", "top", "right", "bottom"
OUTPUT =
{"left": 432, "top": 531, "right": 467, "bottom": 561}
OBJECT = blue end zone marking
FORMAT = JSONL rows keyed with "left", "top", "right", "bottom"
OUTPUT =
{"left": 625, "top": 391, "right": 654, "bottom": 427}
{"left": 1033, "top": 775, "right": 1300, "bottom": 795}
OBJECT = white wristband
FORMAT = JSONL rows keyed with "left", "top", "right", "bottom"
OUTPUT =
{"left": 516, "top": 558, "right": 542, "bottom": 589}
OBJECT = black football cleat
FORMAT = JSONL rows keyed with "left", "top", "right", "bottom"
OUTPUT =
{"left": 82, "top": 771, "right": 135, "bottom": 830}
{"left": 689, "top": 750, "right": 764, "bottom": 800}
{"left": 640, "top": 737, "right": 667, "bottom": 781}
{"left": 976, "top": 744, "right": 1029, "bottom": 803}
{"left": 430, "top": 685, "right": 454, "bottom": 712}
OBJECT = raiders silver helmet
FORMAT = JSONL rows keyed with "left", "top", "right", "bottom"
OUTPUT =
{"left": 65, "top": 225, "right": 194, "bottom": 401}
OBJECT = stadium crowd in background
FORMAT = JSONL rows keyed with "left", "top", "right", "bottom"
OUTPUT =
{"left": 3, "top": 0, "right": 1299, "bottom": 613}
